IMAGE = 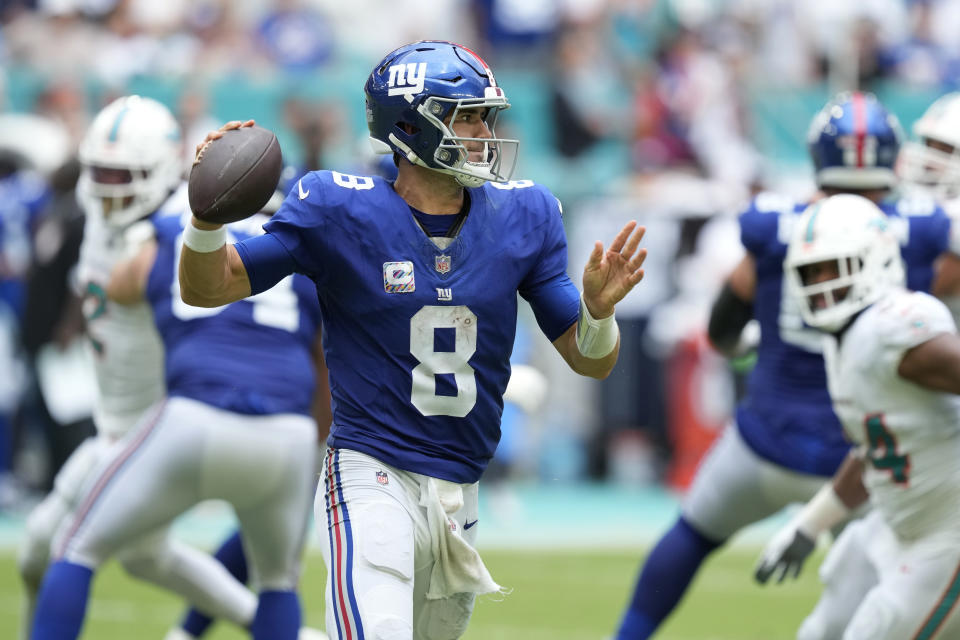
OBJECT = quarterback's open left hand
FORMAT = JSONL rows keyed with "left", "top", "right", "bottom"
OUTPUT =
{"left": 754, "top": 524, "right": 816, "bottom": 585}
{"left": 581, "top": 221, "right": 647, "bottom": 318}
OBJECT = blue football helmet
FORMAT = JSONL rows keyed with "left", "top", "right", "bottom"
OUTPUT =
{"left": 807, "top": 91, "right": 903, "bottom": 190}
{"left": 364, "top": 40, "right": 519, "bottom": 187}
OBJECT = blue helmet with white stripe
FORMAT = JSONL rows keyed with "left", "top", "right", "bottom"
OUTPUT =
{"left": 78, "top": 95, "right": 184, "bottom": 229}
{"left": 364, "top": 40, "right": 519, "bottom": 187}
{"left": 807, "top": 92, "right": 903, "bottom": 190}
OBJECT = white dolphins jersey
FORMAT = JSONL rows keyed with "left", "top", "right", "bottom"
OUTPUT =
{"left": 823, "top": 289, "right": 960, "bottom": 542}
{"left": 76, "top": 192, "right": 177, "bottom": 439}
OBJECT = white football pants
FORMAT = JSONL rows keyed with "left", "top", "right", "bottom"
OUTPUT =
{"left": 318, "top": 447, "right": 486, "bottom": 640}
{"left": 800, "top": 509, "right": 960, "bottom": 640}
{"left": 682, "top": 424, "right": 835, "bottom": 541}
{"left": 18, "top": 431, "right": 257, "bottom": 638}
{"left": 50, "top": 396, "right": 316, "bottom": 596}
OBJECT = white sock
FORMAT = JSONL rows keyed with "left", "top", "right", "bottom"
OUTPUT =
{"left": 119, "top": 538, "right": 256, "bottom": 627}
{"left": 162, "top": 628, "right": 198, "bottom": 640}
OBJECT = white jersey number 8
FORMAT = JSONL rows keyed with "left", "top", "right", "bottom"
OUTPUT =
{"left": 410, "top": 305, "right": 477, "bottom": 417}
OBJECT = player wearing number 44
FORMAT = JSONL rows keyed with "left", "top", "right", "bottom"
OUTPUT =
{"left": 28, "top": 96, "right": 328, "bottom": 640}
{"left": 755, "top": 194, "right": 960, "bottom": 639}
{"left": 181, "top": 40, "right": 646, "bottom": 640}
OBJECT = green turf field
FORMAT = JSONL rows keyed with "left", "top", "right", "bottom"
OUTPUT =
{"left": 1, "top": 547, "right": 824, "bottom": 639}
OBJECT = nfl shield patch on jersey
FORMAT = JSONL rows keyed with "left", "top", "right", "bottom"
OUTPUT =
{"left": 435, "top": 254, "right": 451, "bottom": 274}
{"left": 376, "top": 471, "right": 389, "bottom": 485}
{"left": 383, "top": 261, "right": 415, "bottom": 293}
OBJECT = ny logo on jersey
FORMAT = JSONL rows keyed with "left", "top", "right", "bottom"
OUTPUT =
{"left": 383, "top": 261, "right": 415, "bottom": 293}
{"left": 436, "top": 288, "right": 452, "bottom": 302}
{"left": 388, "top": 63, "right": 427, "bottom": 96}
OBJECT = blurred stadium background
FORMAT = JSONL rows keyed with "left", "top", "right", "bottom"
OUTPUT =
{"left": 0, "top": 0, "right": 957, "bottom": 637}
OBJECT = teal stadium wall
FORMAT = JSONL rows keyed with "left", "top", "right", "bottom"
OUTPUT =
{"left": 3, "top": 65, "right": 948, "bottom": 195}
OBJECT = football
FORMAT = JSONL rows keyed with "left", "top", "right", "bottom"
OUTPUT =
{"left": 188, "top": 125, "right": 283, "bottom": 224}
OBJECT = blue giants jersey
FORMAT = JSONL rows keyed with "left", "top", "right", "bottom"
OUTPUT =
{"left": 255, "top": 170, "right": 580, "bottom": 483}
{"left": 147, "top": 212, "right": 322, "bottom": 416}
{"left": 0, "top": 170, "right": 49, "bottom": 316}
{"left": 736, "top": 191, "right": 950, "bottom": 476}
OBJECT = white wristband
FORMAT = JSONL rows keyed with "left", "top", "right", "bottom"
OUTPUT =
{"left": 575, "top": 293, "right": 619, "bottom": 358}
{"left": 183, "top": 219, "right": 227, "bottom": 253}
{"left": 794, "top": 483, "right": 852, "bottom": 538}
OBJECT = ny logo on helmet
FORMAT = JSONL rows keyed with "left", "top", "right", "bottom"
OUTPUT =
{"left": 388, "top": 63, "right": 427, "bottom": 96}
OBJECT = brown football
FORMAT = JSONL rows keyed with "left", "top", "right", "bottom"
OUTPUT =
{"left": 188, "top": 125, "right": 283, "bottom": 224}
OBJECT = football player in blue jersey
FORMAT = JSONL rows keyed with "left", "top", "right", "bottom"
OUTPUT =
{"left": 178, "top": 40, "right": 647, "bottom": 639}
{"left": 614, "top": 91, "right": 957, "bottom": 639}
{"left": 164, "top": 173, "right": 332, "bottom": 640}
{"left": 0, "top": 148, "right": 50, "bottom": 500}
{"left": 18, "top": 96, "right": 286, "bottom": 640}
{"left": 28, "top": 98, "right": 327, "bottom": 640}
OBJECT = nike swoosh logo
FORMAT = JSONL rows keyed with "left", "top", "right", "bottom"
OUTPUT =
{"left": 463, "top": 519, "right": 478, "bottom": 530}
{"left": 298, "top": 179, "right": 309, "bottom": 200}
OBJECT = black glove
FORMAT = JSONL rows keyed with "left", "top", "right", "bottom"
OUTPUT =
{"left": 754, "top": 528, "right": 816, "bottom": 585}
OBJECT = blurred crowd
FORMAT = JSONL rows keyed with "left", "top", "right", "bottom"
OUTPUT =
{"left": 2, "top": 0, "right": 960, "bottom": 506}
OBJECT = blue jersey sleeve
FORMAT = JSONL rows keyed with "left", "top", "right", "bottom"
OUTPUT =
{"left": 261, "top": 171, "right": 330, "bottom": 285}
{"left": 235, "top": 233, "right": 297, "bottom": 296}
{"left": 739, "top": 192, "right": 794, "bottom": 257}
{"left": 518, "top": 192, "right": 579, "bottom": 341}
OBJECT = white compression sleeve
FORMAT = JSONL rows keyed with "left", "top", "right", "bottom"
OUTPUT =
{"left": 575, "top": 293, "right": 619, "bottom": 358}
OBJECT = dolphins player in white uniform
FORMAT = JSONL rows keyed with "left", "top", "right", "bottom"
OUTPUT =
{"left": 899, "top": 91, "right": 960, "bottom": 327}
{"left": 756, "top": 194, "right": 960, "bottom": 639}
{"left": 18, "top": 96, "right": 269, "bottom": 638}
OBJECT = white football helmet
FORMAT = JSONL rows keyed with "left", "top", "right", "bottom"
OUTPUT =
{"left": 784, "top": 194, "right": 905, "bottom": 333}
{"left": 898, "top": 92, "right": 960, "bottom": 200}
{"left": 78, "top": 95, "right": 184, "bottom": 229}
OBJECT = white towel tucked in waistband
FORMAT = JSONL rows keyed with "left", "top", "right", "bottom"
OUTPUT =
{"left": 420, "top": 477, "right": 501, "bottom": 600}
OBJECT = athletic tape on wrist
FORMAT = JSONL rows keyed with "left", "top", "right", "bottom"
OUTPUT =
{"left": 796, "top": 483, "right": 851, "bottom": 538}
{"left": 183, "top": 220, "right": 227, "bottom": 253}
{"left": 576, "top": 293, "right": 619, "bottom": 358}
